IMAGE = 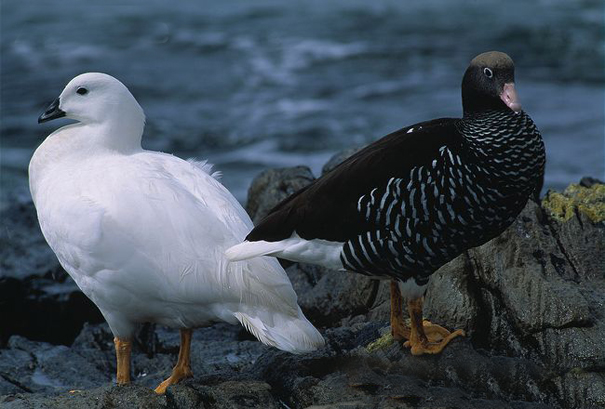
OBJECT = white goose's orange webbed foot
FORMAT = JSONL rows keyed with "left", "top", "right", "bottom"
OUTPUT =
{"left": 403, "top": 297, "right": 465, "bottom": 355}
{"left": 114, "top": 337, "right": 132, "bottom": 385}
{"left": 154, "top": 329, "right": 193, "bottom": 394}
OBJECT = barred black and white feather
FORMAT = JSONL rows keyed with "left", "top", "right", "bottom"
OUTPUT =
{"left": 339, "top": 110, "right": 544, "bottom": 284}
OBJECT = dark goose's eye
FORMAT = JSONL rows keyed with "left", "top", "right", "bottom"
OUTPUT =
{"left": 76, "top": 87, "right": 88, "bottom": 95}
{"left": 483, "top": 67, "right": 493, "bottom": 78}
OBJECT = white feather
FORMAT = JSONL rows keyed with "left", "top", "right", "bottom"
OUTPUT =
{"left": 226, "top": 232, "right": 345, "bottom": 271}
{"left": 187, "top": 158, "right": 222, "bottom": 180}
{"left": 226, "top": 240, "right": 291, "bottom": 261}
{"left": 398, "top": 279, "right": 428, "bottom": 300}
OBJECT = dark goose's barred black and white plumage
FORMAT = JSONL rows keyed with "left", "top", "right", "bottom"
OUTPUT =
{"left": 227, "top": 51, "right": 546, "bottom": 301}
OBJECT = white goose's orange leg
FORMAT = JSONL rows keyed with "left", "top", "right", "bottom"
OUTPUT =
{"left": 114, "top": 337, "right": 132, "bottom": 385}
{"left": 403, "top": 297, "right": 465, "bottom": 355}
{"left": 154, "top": 329, "right": 193, "bottom": 394}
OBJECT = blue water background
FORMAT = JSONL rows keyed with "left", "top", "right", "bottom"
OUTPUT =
{"left": 2, "top": 0, "right": 604, "bottom": 203}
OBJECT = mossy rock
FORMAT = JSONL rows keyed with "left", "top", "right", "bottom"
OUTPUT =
{"left": 542, "top": 183, "right": 605, "bottom": 223}
{"left": 366, "top": 331, "right": 395, "bottom": 352}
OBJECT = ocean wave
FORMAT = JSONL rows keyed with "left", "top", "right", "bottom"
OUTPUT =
{"left": 233, "top": 36, "right": 368, "bottom": 85}
{"left": 279, "top": 39, "right": 368, "bottom": 70}
{"left": 9, "top": 40, "right": 107, "bottom": 69}
{"left": 276, "top": 98, "right": 331, "bottom": 118}
{"left": 169, "top": 29, "right": 231, "bottom": 52}
{"left": 349, "top": 80, "right": 410, "bottom": 100}
{"left": 211, "top": 139, "right": 334, "bottom": 175}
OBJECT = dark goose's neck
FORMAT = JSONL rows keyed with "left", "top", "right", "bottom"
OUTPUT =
{"left": 457, "top": 109, "right": 545, "bottom": 195}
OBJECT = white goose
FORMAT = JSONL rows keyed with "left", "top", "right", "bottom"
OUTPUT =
{"left": 29, "top": 72, "right": 324, "bottom": 394}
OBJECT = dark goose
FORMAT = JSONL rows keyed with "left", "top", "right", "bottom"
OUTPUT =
{"left": 227, "top": 51, "right": 546, "bottom": 355}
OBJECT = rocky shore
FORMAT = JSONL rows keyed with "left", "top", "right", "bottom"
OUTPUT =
{"left": 1, "top": 151, "right": 603, "bottom": 409}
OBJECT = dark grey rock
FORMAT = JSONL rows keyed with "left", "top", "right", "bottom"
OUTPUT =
{"left": 286, "top": 263, "right": 379, "bottom": 327}
{"left": 579, "top": 176, "right": 604, "bottom": 188}
{"left": 166, "top": 381, "right": 281, "bottom": 409}
{"left": 0, "top": 191, "right": 104, "bottom": 347}
{"left": 0, "top": 335, "right": 111, "bottom": 394}
{"left": 0, "top": 186, "right": 59, "bottom": 281}
{"left": 245, "top": 166, "right": 315, "bottom": 224}
{"left": 321, "top": 146, "right": 364, "bottom": 175}
{"left": 0, "top": 385, "right": 167, "bottom": 409}
{"left": 249, "top": 324, "right": 554, "bottom": 409}
{"left": 0, "top": 324, "right": 558, "bottom": 409}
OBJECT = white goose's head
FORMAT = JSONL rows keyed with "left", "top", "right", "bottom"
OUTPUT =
{"left": 38, "top": 73, "right": 145, "bottom": 151}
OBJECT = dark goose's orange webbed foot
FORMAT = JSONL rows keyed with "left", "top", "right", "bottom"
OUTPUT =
{"left": 154, "top": 329, "right": 194, "bottom": 394}
{"left": 403, "top": 297, "right": 465, "bottom": 355}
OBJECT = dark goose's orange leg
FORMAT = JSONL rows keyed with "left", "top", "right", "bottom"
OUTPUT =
{"left": 390, "top": 280, "right": 410, "bottom": 340}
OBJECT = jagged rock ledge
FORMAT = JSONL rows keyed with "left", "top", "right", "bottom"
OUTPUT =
{"left": 1, "top": 151, "right": 603, "bottom": 409}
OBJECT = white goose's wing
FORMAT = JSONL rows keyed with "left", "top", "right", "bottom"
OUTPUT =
{"left": 38, "top": 151, "right": 297, "bottom": 315}
{"left": 158, "top": 154, "right": 253, "bottom": 239}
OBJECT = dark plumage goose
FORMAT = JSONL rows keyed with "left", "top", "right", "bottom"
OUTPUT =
{"left": 227, "top": 51, "right": 546, "bottom": 355}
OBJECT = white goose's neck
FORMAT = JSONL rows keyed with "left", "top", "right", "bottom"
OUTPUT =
{"left": 92, "top": 121, "right": 143, "bottom": 154}
{"left": 89, "top": 102, "right": 145, "bottom": 154}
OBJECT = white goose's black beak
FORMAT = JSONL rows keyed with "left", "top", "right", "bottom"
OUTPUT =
{"left": 38, "top": 98, "right": 66, "bottom": 123}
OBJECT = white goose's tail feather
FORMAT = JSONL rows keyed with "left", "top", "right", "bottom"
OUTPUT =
{"left": 228, "top": 255, "right": 324, "bottom": 354}
{"left": 225, "top": 240, "right": 289, "bottom": 261}
{"left": 233, "top": 308, "right": 324, "bottom": 354}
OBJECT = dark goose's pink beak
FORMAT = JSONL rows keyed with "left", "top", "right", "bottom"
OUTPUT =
{"left": 500, "top": 82, "right": 522, "bottom": 113}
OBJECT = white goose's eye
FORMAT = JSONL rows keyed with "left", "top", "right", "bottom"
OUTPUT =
{"left": 76, "top": 87, "right": 88, "bottom": 95}
{"left": 483, "top": 67, "right": 493, "bottom": 78}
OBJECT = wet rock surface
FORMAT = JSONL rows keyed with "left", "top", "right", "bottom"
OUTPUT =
{"left": 245, "top": 165, "right": 316, "bottom": 225}
{"left": 1, "top": 152, "right": 603, "bottom": 408}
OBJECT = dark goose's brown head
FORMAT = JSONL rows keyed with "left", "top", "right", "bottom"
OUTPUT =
{"left": 461, "top": 51, "right": 521, "bottom": 115}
